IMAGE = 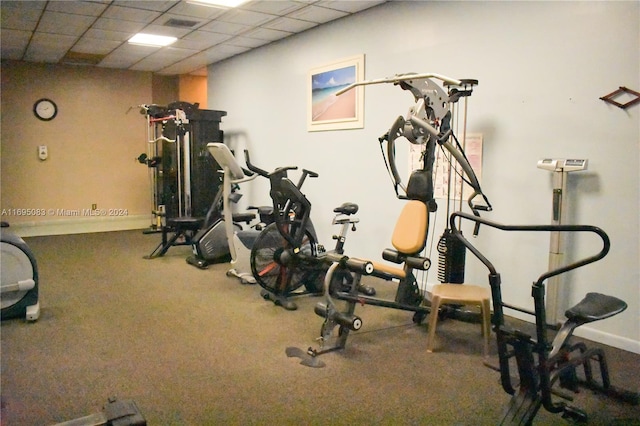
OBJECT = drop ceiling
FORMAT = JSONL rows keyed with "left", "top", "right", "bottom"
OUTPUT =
{"left": 0, "top": 0, "right": 386, "bottom": 76}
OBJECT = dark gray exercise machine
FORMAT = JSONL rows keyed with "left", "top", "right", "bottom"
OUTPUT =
{"left": 450, "top": 212, "right": 639, "bottom": 424}
{"left": 1, "top": 222, "right": 40, "bottom": 321}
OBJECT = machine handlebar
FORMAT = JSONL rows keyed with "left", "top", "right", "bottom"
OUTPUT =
{"left": 243, "top": 149, "right": 318, "bottom": 189}
{"left": 243, "top": 150, "right": 270, "bottom": 177}
{"left": 449, "top": 211, "right": 610, "bottom": 282}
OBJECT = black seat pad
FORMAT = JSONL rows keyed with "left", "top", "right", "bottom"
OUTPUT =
{"left": 565, "top": 292, "right": 627, "bottom": 324}
{"left": 334, "top": 202, "right": 358, "bottom": 215}
{"left": 168, "top": 216, "right": 203, "bottom": 228}
{"left": 232, "top": 212, "right": 256, "bottom": 223}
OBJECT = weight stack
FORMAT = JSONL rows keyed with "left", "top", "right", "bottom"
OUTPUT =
{"left": 437, "top": 229, "right": 466, "bottom": 283}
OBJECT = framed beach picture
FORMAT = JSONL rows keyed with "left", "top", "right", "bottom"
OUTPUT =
{"left": 307, "top": 54, "right": 365, "bottom": 132}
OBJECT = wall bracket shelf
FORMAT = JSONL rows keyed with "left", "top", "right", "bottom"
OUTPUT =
{"left": 599, "top": 86, "right": 640, "bottom": 109}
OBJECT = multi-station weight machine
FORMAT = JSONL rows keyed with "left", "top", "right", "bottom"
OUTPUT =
{"left": 307, "top": 72, "right": 490, "bottom": 358}
{"left": 300, "top": 73, "right": 636, "bottom": 423}
{"left": 137, "top": 102, "right": 229, "bottom": 259}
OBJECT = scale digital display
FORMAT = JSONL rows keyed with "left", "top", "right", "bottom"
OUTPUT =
{"left": 537, "top": 158, "right": 588, "bottom": 172}
{"left": 564, "top": 159, "right": 588, "bottom": 170}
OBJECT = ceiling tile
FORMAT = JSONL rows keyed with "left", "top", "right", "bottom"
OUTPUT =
{"left": 46, "top": 1, "right": 107, "bottom": 16}
{"left": 147, "top": 46, "right": 199, "bottom": 61}
{"left": 100, "top": 43, "right": 159, "bottom": 68}
{"left": 24, "top": 33, "right": 77, "bottom": 63}
{"left": 141, "top": 24, "right": 193, "bottom": 38}
{"left": 199, "top": 20, "right": 250, "bottom": 35}
{"left": 110, "top": 1, "right": 178, "bottom": 13}
{"left": 242, "top": 27, "right": 291, "bottom": 42}
{"left": 204, "top": 43, "right": 249, "bottom": 61}
{"left": 102, "top": 5, "right": 162, "bottom": 23}
{"left": 0, "top": 6, "right": 42, "bottom": 31}
{"left": 1, "top": 1, "right": 45, "bottom": 12}
{"left": 0, "top": 29, "right": 31, "bottom": 59}
{"left": 316, "top": 1, "right": 385, "bottom": 14}
{"left": 218, "top": 9, "right": 278, "bottom": 27}
{"left": 93, "top": 17, "right": 146, "bottom": 33}
{"left": 241, "top": 1, "right": 307, "bottom": 15}
{"left": 37, "top": 11, "right": 96, "bottom": 36}
{"left": 156, "top": 51, "right": 217, "bottom": 74}
{"left": 178, "top": 30, "right": 233, "bottom": 49}
{"left": 165, "top": 2, "right": 227, "bottom": 19}
{"left": 72, "top": 37, "right": 122, "bottom": 55}
{"left": 287, "top": 5, "right": 349, "bottom": 23}
{"left": 83, "top": 28, "right": 132, "bottom": 42}
{"left": 262, "top": 16, "right": 317, "bottom": 33}
{"left": 224, "top": 35, "right": 270, "bottom": 49}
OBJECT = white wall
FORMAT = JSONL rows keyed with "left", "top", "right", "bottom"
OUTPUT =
{"left": 208, "top": 1, "right": 639, "bottom": 353}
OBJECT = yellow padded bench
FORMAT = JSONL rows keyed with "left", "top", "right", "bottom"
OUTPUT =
{"left": 350, "top": 200, "right": 428, "bottom": 280}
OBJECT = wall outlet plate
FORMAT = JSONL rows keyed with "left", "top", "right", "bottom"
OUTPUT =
{"left": 38, "top": 145, "right": 48, "bottom": 161}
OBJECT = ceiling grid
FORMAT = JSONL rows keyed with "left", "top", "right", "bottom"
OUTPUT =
{"left": 0, "top": 0, "right": 385, "bottom": 76}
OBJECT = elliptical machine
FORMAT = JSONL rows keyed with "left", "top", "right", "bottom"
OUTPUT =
{"left": 449, "top": 212, "right": 639, "bottom": 424}
{"left": 1, "top": 222, "right": 40, "bottom": 321}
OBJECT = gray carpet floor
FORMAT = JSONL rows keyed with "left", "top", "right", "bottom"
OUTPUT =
{"left": 1, "top": 230, "right": 638, "bottom": 425}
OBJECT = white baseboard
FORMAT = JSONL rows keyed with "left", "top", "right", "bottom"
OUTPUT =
{"left": 574, "top": 325, "right": 640, "bottom": 355}
{"left": 504, "top": 310, "right": 640, "bottom": 355}
{"left": 7, "top": 215, "right": 153, "bottom": 237}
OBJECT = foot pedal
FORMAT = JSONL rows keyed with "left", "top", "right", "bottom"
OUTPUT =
{"left": 103, "top": 398, "right": 146, "bottom": 426}
{"left": 53, "top": 397, "right": 146, "bottom": 426}
{"left": 500, "top": 389, "right": 542, "bottom": 426}
{"left": 561, "top": 405, "right": 588, "bottom": 423}
{"left": 285, "top": 347, "right": 325, "bottom": 368}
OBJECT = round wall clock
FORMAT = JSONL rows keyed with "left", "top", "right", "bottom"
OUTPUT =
{"left": 33, "top": 98, "right": 58, "bottom": 121}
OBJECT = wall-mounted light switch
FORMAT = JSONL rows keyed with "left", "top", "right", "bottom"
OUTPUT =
{"left": 38, "top": 145, "right": 48, "bottom": 161}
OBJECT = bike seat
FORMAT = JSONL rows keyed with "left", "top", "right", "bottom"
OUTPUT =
{"left": 550, "top": 292, "right": 627, "bottom": 359}
{"left": 257, "top": 206, "right": 274, "bottom": 216}
{"left": 232, "top": 212, "right": 256, "bottom": 224}
{"left": 334, "top": 203, "right": 359, "bottom": 215}
{"left": 565, "top": 292, "right": 627, "bottom": 325}
{"left": 168, "top": 216, "right": 203, "bottom": 228}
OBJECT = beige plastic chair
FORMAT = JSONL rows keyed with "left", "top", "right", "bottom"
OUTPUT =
{"left": 426, "top": 283, "right": 491, "bottom": 358}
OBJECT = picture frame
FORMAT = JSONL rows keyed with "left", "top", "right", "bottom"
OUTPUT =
{"left": 307, "top": 54, "right": 365, "bottom": 132}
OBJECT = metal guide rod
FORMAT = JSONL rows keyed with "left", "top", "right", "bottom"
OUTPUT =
{"left": 537, "top": 158, "right": 588, "bottom": 325}
{"left": 146, "top": 112, "right": 154, "bottom": 228}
